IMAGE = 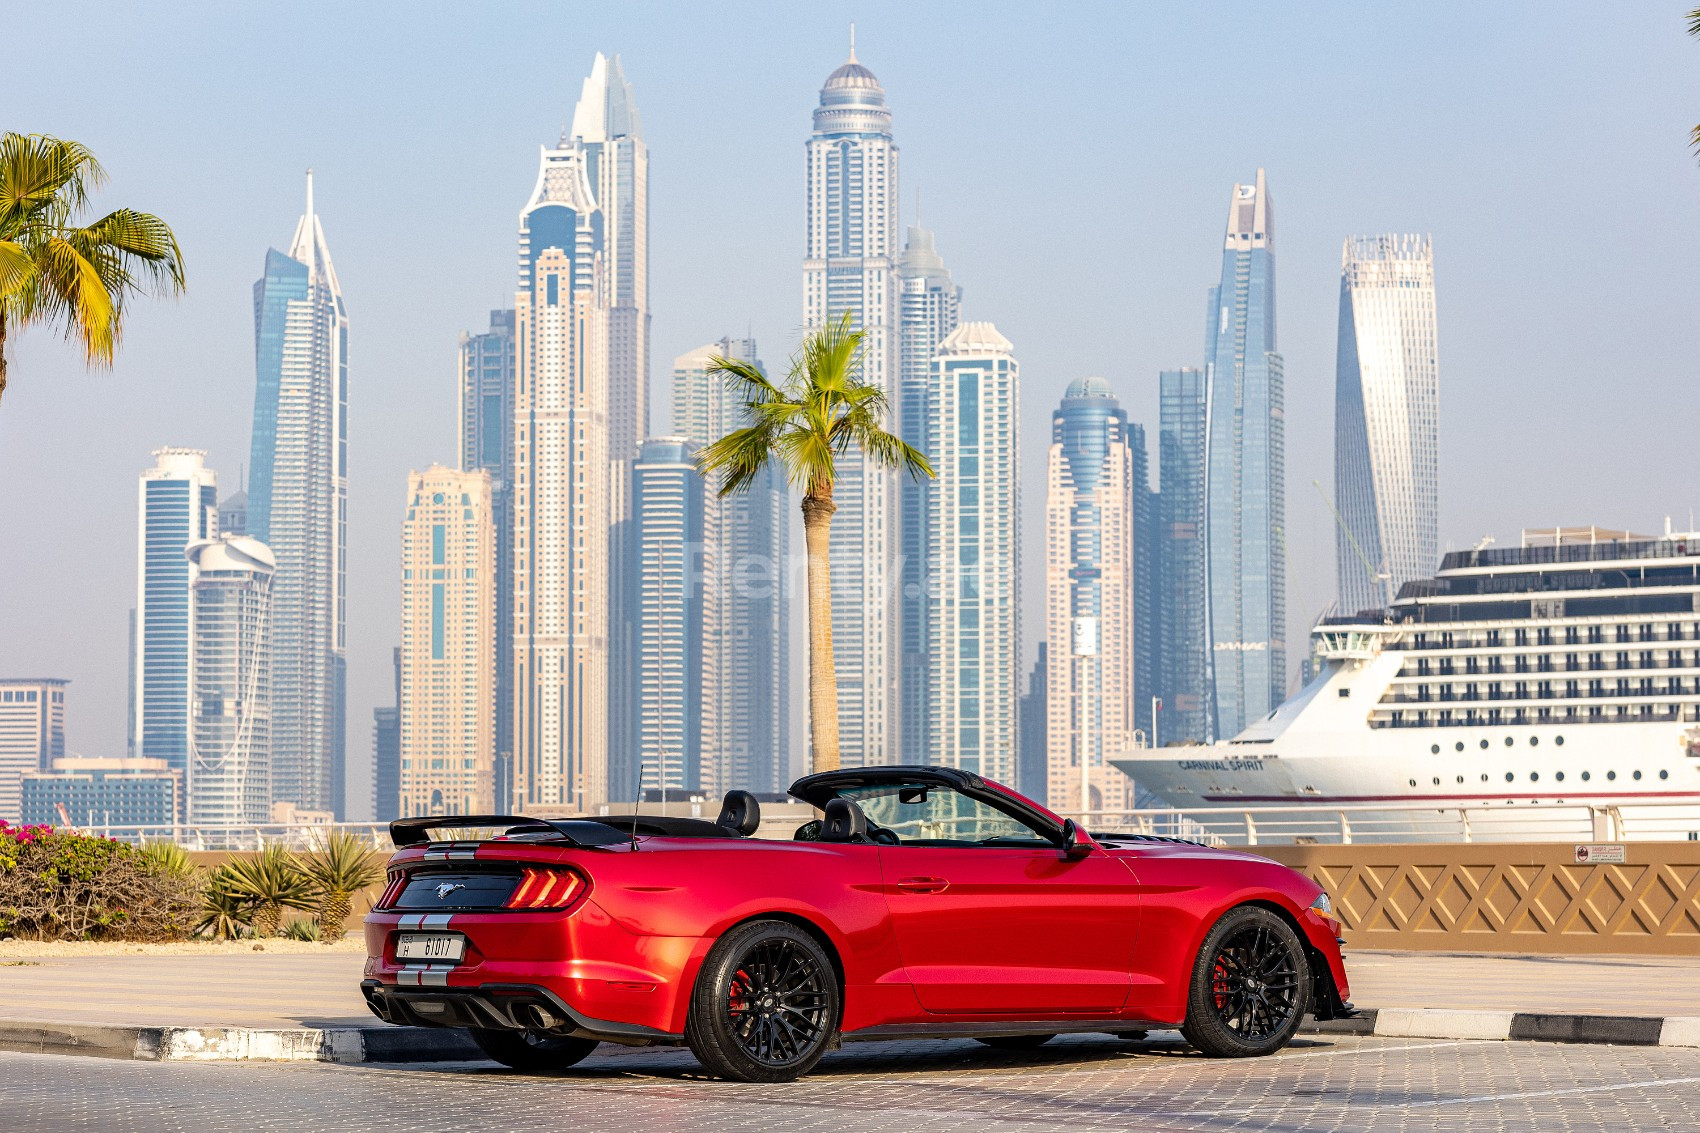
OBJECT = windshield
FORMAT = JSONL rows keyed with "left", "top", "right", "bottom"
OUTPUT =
{"left": 836, "top": 782, "right": 1054, "bottom": 847}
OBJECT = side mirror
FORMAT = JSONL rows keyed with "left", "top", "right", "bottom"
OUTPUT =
{"left": 1059, "top": 819, "right": 1092, "bottom": 860}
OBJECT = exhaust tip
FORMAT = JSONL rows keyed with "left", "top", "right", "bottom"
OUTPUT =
{"left": 520, "top": 1003, "right": 564, "bottom": 1030}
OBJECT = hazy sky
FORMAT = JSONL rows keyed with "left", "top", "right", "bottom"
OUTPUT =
{"left": 5, "top": 2, "right": 1698, "bottom": 817}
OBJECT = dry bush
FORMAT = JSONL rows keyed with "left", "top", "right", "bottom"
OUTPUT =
{"left": 0, "top": 824, "right": 202, "bottom": 942}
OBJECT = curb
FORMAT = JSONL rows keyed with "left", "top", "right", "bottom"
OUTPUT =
{"left": 1300, "top": 1009, "right": 1700, "bottom": 1048}
{"left": 5, "top": 1010, "right": 1697, "bottom": 1064}
{"left": 0, "top": 1021, "right": 482, "bottom": 1063}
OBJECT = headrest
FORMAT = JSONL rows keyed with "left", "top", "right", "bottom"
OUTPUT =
{"left": 716, "top": 789, "right": 761, "bottom": 837}
{"left": 818, "top": 797, "right": 868, "bottom": 843}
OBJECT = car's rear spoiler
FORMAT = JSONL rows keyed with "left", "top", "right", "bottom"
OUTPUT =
{"left": 389, "top": 814, "right": 633, "bottom": 849}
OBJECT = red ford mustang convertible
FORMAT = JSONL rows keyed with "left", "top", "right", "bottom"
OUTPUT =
{"left": 362, "top": 766, "right": 1352, "bottom": 1081}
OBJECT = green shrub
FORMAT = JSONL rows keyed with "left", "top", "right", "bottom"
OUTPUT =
{"left": 224, "top": 845, "right": 314, "bottom": 937}
{"left": 197, "top": 864, "right": 252, "bottom": 940}
{"left": 300, "top": 831, "right": 381, "bottom": 941}
{"left": 280, "top": 917, "right": 321, "bottom": 942}
{"left": 0, "top": 823, "right": 201, "bottom": 942}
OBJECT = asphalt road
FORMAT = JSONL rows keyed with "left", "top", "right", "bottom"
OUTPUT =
{"left": 6, "top": 1033, "right": 1700, "bottom": 1132}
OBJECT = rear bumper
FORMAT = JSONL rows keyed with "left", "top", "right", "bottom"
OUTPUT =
{"left": 360, "top": 979, "right": 683, "bottom": 1046}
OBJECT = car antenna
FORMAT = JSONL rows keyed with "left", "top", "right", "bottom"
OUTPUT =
{"left": 630, "top": 760, "right": 643, "bottom": 851}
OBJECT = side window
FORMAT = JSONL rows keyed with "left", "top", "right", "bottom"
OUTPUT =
{"left": 846, "top": 784, "right": 1051, "bottom": 847}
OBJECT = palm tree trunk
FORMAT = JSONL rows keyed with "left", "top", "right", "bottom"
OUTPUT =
{"left": 801, "top": 485, "right": 840, "bottom": 773}
{"left": 0, "top": 307, "right": 9, "bottom": 405}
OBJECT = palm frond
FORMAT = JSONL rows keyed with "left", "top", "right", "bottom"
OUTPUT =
{"left": 1689, "top": 7, "right": 1700, "bottom": 38}
{"left": 697, "top": 423, "right": 779, "bottom": 496}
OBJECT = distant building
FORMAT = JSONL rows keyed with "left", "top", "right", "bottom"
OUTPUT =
{"left": 1017, "top": 644, "right": 1048, "bottom": 802}
{"left": 1045, "top": 379, "right": 1141, "bottom": 813}
{"left": 400, "top": 467, "right": 495, "bottom": 817}
{"left": 1158, "top": 368, "right": 1209, "bottom": 743}
{"left": 1335, "top": 234, "right": 1438, "bottom": 615}
{"left": 897, "top": 222, "right": 962, "bottom": 763}
{"left": 22, "top": 757, "right": 179, "bottom": 829}
{"left": 805, "top": 41, "right": 901, "bottom": 768}
{"left": 248, "top": 172, "right": 349, "bottom": 817}
{"left": 513, "top": 118, "right": 610, "bottom": 813}
{"left": 0, "top": 678, "right": 68, "bottom": 823}
{"left": 670, "top": 339, "right": 790, "bottom": 796}
{"left": 925, "top": 323, "right": 1021, "bottom": 783}
{"left": 630, "top": 439, "right": 706, "bottom": 795}
{"left": 135, "top": 448, "right": 218, "bottom": 792}
{"left": 1204, "top": 169, "right": 1284, "bottom": 739}
{"left": 218, "top": 490, "right": 248, "bottom": 537}
{"left": 372, "top": 647, "right": 400, "bottom": 821}
{"left": 458, "top": 310, "right": 515, "bottom": 790}
{"left": 187, "top": 535, "right": 275, "bottom": 825}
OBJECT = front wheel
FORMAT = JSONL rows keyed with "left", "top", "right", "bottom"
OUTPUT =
{"left": 1180, "top": 906, "right": 1310, "bottom": 1058}
{"left": 469, "top": 1028, "right": 599, "bottom": 1073}
{"left": 685, "top": 919, "right": 840, "bottom": 1082}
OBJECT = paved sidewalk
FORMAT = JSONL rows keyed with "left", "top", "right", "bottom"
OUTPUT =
{"left": 3, "top": 944, "right": 1698, "bottom": 1029}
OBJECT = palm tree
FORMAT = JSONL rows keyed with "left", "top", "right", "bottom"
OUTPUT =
{"left": 697, "top": 313, "right": 933, "bottom": 774}
{"left": 0, "top": 132, "right": 185, "bottom": 406}
{"left": 225, "top": 845, "right": 315, "bottom": 938}
{"left": 299, "top": 831, "right": 382, "bottom": 942}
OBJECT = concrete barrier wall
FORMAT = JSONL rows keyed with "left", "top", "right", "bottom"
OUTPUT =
{"left": 1255, "top": 842, "right": 1700, "bottom": 956}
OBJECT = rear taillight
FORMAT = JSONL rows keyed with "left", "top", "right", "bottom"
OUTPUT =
{"left": 503, "top": 867, "right": 586, "bottom": 910}
{"left": 376, "top": 871, "right": 406, "bottom": 909}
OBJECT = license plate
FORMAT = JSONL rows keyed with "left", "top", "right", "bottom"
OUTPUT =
{"left": 395, "top": 932, "right": 465, "bottom": 962}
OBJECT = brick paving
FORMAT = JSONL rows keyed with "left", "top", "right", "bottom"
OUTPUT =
{"left": 5, "top": 1034, "right": 1699, "bottom": 1132}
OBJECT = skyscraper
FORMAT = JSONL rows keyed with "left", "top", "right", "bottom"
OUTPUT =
{"left": 513, "top": 131, "right": 610, "bottom": 813}
{"left": 372, "top": 647, "right": 400, "bottom": 822}
{"left": 0, "top": 678, "right": 67, "bottom": 823}
{"left": 248, "top": 172, "right": 348, "bottom": 816}
{"left": 1159, "top": 367, "right": 1209, "bottom": 743}
{"left": 1017, "top": 644, "right": 1048, "bottom": 802}
{"left": 135, "top": 448, "right": 217, "bottom": 802}
{"left": 804, "top": 40, "right": 901, "bottom": 768}
{"left": 1045, "top": 379, "right": 1140, "bottom": 814}
{"left": 672, "top": 339, "right": 790, "bottom": 796}
{"left": 459, "top": 309, "right": 516, "bottom": 798}
{"left": 571, "top": 53, "right": 649, "bottom": 468}
{"left": 630, "top": 438, "right": 705, "bottom": 794}
{"left": 187, "top": 535, "right": 274, "bottom": 825}
{"left": 1334, "top": 234, "right": 1439, "bottom": 615}
{"left": 925, "top": 323, "right": 1020, "bottom": 782}
{"left": 896, "top": 222, "right": 961, "bottom": 762}
{"left": 400, "top": 467, "right": 495, "bottom": 817}
{"left": 1203, "top": 169, "right": 1284, "bottom": 740}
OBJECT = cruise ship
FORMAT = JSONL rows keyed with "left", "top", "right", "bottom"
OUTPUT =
{"left": 1115, "top": 528, "right": 1700, "bottom": 838}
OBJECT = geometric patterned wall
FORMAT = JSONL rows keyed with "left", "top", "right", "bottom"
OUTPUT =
{"left": 1259, "top": 843, "right": 1700, "bottom": 956}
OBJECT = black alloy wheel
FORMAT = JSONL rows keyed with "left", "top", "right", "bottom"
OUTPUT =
{"left": 469, "top": 1027, "right": 600, "bottom": 1073}
{"left": 1181, "top": 905, "right": 1311, "bottom": 1057}
{"left": 685, "top": 919, "right": 840, "bottom": 1082}
{"left": 974, "top": 1033, "right": 1057, "bottom": 1050}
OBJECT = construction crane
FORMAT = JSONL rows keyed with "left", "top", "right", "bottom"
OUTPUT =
{"left": 1312, "top": 480, "right": 1392, "bottom": 609}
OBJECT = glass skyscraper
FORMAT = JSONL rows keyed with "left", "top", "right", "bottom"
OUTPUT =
{"left": 135, "top": 447, "right": 217, "bottom": 812}
{"left": 672, "top": 339, "right": 791, "bottom": 796}
{"left": 1203, "top": 169, "right": 1285, "bottom": 740}
{"left": 1334, "top": 234, "right": 1438, "bottom": 616}
{"left": 630, "top": 438, "right": 706, "bottom": 794}
{"left": 187, "top": 535, "right": 274, "bottom": 825}
{"left": 458, "top": 309, "right": 515, "bottom": 800}
{"left": 1158, "top": 367, "right": 1209, "bottom": 743}
{"left": 925, "top": 323, "right": 1020, "bottom": 784}
{"left": 897, "top": 223, "right": 961, "bottom": 763}
{"left": 804, "top": 42, "right": 901, "bottom": 768}
{"left": 247, "top": 172, "right": 348, "bottom": 816}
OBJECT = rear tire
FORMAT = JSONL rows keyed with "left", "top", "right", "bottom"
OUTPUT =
{"left": 974, "top": 1033, "right": 1056, "bottom": 1050}
{"left": 685, "top": 919, "right": 840, "bottom": 1082}
{"left": 1181, "top": 905, "right": 1310, "bottom": 1058}
{"left": 469, "top": 1028, "right": 599, "bottom": 1073}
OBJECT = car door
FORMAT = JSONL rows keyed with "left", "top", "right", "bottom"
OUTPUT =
{"left": 858, "top": 784, "right": 1138, "bottom": 1015}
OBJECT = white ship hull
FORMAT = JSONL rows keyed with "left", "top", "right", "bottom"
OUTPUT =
{"left": 1114, "top": 651, "right": 1700, "bottom": 840}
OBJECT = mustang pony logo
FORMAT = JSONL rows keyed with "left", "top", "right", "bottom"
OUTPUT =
{"left": 434, "top": 882, "right": 466, "bottom": 900}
